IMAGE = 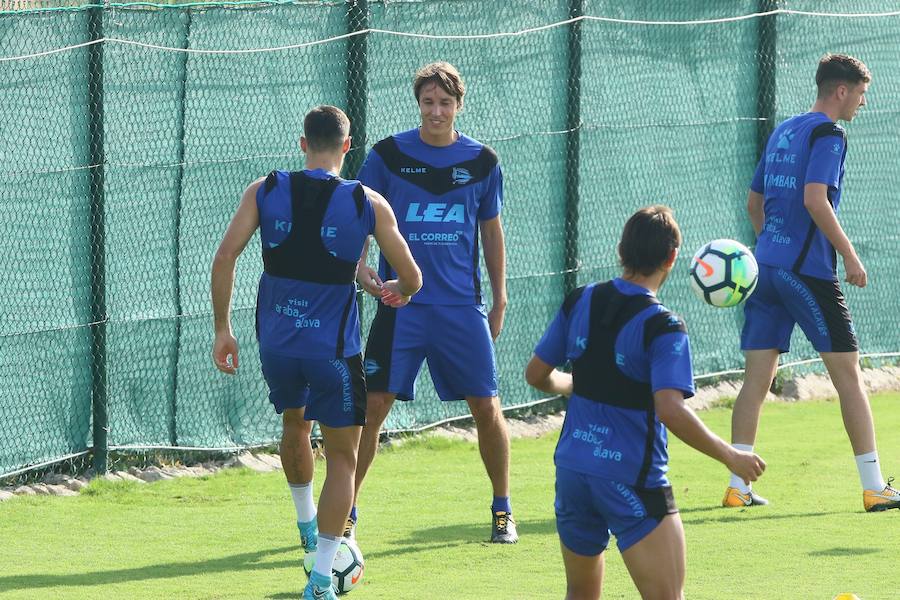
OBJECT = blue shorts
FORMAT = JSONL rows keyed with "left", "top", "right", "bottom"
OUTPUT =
{"left": 741, "top": 264, "right": 858, "bottom": 353}
{"left": 364, "top": 303, "right": 498, "bottom": 401}
{"left": 259, "top": 350, "right": 366, "bottom": 428}
{"left": 555, "top": 466, "right": 677, "bottom": 555}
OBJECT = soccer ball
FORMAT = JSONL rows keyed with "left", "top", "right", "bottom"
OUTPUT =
{"left": 332, "top": 538, "right": 365, "bottom": 594}
{"left": 688, "top": 239, "right": 758, "bottom": 308}
{"left": 303, "top": 538, "right": 365, "bottom": 595}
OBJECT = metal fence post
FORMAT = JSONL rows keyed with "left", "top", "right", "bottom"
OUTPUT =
{"left": 87, "top": 7, "right": 108, "bottom": 473}
{"left": 757, "top": 0, "right": 778, "bottom": 158}
{"left": 169, "top": 10, "right": 193, "bottom": 447}
{"left": 344, "top": 0, "right": 368, "bottom": 180}
{"left": 345, "top": 0, "right": 369, "bottom": 321}
{"left": 564, "top": 0, "right": 583, "bottom": 294}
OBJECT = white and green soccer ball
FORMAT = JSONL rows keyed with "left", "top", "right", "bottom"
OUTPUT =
{"left": 689, "top": 239, "right": 759, "bottom": 308}
{"left": 303, "top": 538, "right": 365, "bottom": 595}
{"left": 332, "top": 538, "right": 364, "bottom": 594}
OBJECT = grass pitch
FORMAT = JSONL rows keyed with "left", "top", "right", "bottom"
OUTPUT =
{"left": 1, "top": 393, "right": 899, "bottom": 599}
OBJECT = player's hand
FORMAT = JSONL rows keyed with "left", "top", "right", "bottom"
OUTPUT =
{"left": 380, "top": 279, "right": 411, "bottom": 308}
{"left": 843, "top": 254, "right": 868, "bottom": 288}
{"left": 488, "top": 303, "right": 506, "bottom": 341}
{"left": 213, "top": 332, "right": 239, "bottom": 375}
{"left": 727, "top": 449, "right": 766, "bottom": 485}
{"left": 356, "top": 264, "right": 383, "bottom": 298}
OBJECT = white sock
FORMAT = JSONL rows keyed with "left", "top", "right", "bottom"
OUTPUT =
{"left": 729, "top": 444, "right": 754, "bottom": 493}
{"left": 855, "top": 451, "right": 886, "bottom": 491}
{"left": 313, "top": 534, "right": 341, "bottom": 579}
{"left": 289, "top": 481, "right": 316, "bottom": 523}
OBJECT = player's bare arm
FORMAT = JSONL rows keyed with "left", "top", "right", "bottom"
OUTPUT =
{"left": 747, "top": 190, "right": 764, "bottom": 237}
{"left": 367, "top": 187, "right": 422, "bottom": 306}
{"left": 480, "top": 215, "right": 507, "bottom": 341}
{"left": 210, "top": 178, "right": 263, "bottom": 374}
{"left": 524, "top": 355, "right": 573, "bottom": 397}
{"left": 355, "top": 235, "right": 383, "bottom": 298}
{"left": 803, "top": 182, "right": 867, "bottom": 287}
{"left": 655, "top": 388, "right": 766, "bottom": 484}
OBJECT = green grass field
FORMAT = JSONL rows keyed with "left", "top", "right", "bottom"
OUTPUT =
{"left": 1, "top": 393, "right": 899, "bottom": 600}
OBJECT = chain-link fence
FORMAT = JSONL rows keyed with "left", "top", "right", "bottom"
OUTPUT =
{"left": 2, "top": 0, "right": 899, "bottom": 478}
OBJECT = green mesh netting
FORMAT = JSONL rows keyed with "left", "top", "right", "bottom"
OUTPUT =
{"left": 1, "top": 0, "right": 898, "bottom": 477}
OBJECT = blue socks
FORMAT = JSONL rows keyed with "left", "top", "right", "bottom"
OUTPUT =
{"left": 491, "top": 496, "right": 512, "bottom": 514}
{"left": 349, "top": 505, "right": 358, "bottom": 522}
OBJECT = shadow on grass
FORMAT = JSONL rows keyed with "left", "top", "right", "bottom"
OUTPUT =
{"left": 0, "top": 545, "right": 298, "bottom": 592}
{"left": 363, "top": 518, "right": 559, "bottom": 560}
{"left": 808, "top": 547, "right": 879, "bottom": 557}
{"left": 680, "top": 507, "right": 846, "bottom": 525}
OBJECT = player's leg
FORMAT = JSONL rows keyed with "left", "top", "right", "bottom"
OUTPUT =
{"left": 466, "top": 395, "right": 510, "bottom": 498}
{"left": 352, "top": 303, "right": 426, "bottom": 537}
{"left": 724, "top": 349, "right": 779, "bottom": 507}
{"left": 282, "top": 408, "right": 318, "bottom": 562}
{"left": 466, "top": 394, "right": 516, "bottom": 542}
{"left": 620, "top": 514, "right": 686, "bottom": 600}
{"left": 560, "top": 543, "right": 604, "bottom": 600}
{"left": 731, "top": 350, "right": 780, "bottom": 447}
{"left": 316, "top": 422, "right": 362, "bottom": 541}
{"left": 300, "top": 356, "right": 366, "bottom": 599}
{"left": 725, "top": 266, "right": 788, "bottom": 507}
{"left": 428, "top": 304, "right": 514, "bottom": 541}
{"left": 822, "top": 351, "right": 875, "bottom": 454}
{"left": 821, "top": 351, "right": 900, "bottom": 511}
{"left": 352, "top": 390, "right": 396, "bottom": 529}
{"left": 259, "top": 350, "right": 319, "bottom": 551}
{"left": 556, "top": 466, "right": 609, "bottom": 599}
{"left": 785, "top": 273, "right": 899, "bottom": 511}
{"left": 301, "top": 423, "right": 361, "bottom": 600}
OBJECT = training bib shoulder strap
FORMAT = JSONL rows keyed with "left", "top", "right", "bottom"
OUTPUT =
{"left": 571, "top": 281, "right": 658, "bottom": 411}
{"left": 261, "top": 171, "right": 358, "bottom": 284}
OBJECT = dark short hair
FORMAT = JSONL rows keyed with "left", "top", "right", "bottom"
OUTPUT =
{"left": 816, "top": 54, "right": 871, "bottom": 98}
{"left": 618, "top": 206, "right": 682, "bottom": 276}
{"left": 413, "top": 62, "right": 465, "bottom": 107}
{"left": 303, "top": 105, "right": 350, "bottom": 152}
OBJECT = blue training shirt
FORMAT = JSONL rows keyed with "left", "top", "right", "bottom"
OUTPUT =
{"left": 357, "top": 128, "right": 502, "bottom": 305}
{"left": 535, "top": 278, "right": 695, "bottom": 487}
{"left": 751, "top": 112, "right": 848, "bottom": 280}
{"left": 255, "top": 168, "right": 375, "bottom": 359}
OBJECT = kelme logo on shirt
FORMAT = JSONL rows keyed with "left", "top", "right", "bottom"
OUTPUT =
{"left": 405, "top": 202, "right": 465, "bottom": 223}
{"left": 272, "top": 220, "right": 336, "bottom": 238}
{"left": 832, "top": 142, "right": 841, "bottom": 155}
{"left": 776, "top": 129, "right": 795, "bottom": 150}
{"left": 451, "top": 167, "right": 472, "bottom": 185}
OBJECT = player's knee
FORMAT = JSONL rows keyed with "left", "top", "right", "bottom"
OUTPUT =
{"left": 564, "top": 584, "right": 601, "bottom": 600}
{"left": 325, "top": 443, "right": 358, "bottom": 472}
{"left": 468, "top": 396, "right": 501, "bottom": 423}
{"left": 364, "top": 393, "right": 394, "bottom": 428}
{"left": 283, "top": 410, "right": 312, "bottom": 436}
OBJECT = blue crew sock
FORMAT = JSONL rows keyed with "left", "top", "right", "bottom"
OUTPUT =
{"left": 491, "top": 496, "right": 512, "bottom": 514}
{"left": 349, "top": 505, "right": 358, "bottom": 522}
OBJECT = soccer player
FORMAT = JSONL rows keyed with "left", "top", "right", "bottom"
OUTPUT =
{"left": 526, "top": 206, "right": 766, "bottom": 599}
{"left": 351, "top": 62, "right": 517, "bottom": 543}
{"left": 211, "top": 106, "right": 421, "bottom": 599}
{"left": 722, "top": 53, "right": 900, "bottom": 512}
